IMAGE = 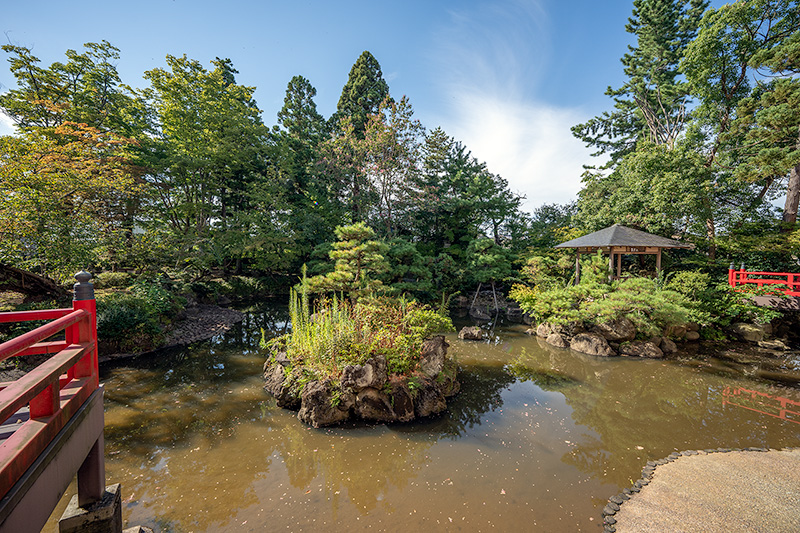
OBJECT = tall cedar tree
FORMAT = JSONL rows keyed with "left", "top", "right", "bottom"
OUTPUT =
{"left": 334, "top": 51, "right": 390, "bottom": 138}
{"left": 275, "top": 75, "right": 336, "bottom": 255}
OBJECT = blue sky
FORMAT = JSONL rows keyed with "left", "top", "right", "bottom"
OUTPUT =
{"left": 0, "top": 0, "right": 710, "bottom": 212}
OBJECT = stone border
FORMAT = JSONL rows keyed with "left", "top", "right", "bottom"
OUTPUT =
{"left": 601, "top": 446, "right": 800, "bottom": 532}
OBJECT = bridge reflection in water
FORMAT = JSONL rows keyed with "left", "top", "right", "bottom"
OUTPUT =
{"left": 723, "top": 386, "right": 800, "bottom": 425}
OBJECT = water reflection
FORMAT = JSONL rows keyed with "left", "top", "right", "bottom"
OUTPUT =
{"left": 45, "top": 304, "right": 800, "bottom": 532}
{"left": 723, "top": 386, "right": 800, "bottom": 425}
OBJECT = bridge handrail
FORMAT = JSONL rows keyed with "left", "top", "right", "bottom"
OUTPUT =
{"left": 0, "top": 309, "right": 87, "bottom": 362}
{"left": 728, "top": 266, "right": 800, "bottom": 297}
{"left": 0, "top": 272, "right": 101, "bottom": 504}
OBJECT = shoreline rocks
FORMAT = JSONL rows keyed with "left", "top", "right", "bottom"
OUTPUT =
{"left": 263, "top": 335, "right": 460, "bottom": 428}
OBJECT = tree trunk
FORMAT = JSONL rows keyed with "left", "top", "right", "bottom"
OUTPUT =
{"left": 0, "top": 264, "right": 70, "bottom": 303}
{"left": 782, "top": 161, "right": 800, "bottom": 226}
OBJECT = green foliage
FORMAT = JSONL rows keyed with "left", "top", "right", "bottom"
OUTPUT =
{"left": 96, "top": 293, "right": 162, "bottom": 350}
{"left": 665, "top": 269, "right": 781, "bottom": 327}
{"left": 275, "top": 281, "right": 453, "bottom": 380}
{"left": 466, "top": 238, "right": 515, "bottom": 285}
{"left": 94, "top": 272, "right": 135, "bottom": 289}
{"left": 334, "top": 51, "right": 391, "bottom": 137}
{"left": 381, "top": 238, "right": 433, "bottom": 296}
{"left": 305, "top": 222, "right": 389, "bottom": 302}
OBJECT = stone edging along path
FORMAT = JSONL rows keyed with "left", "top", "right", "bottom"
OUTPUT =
{"left": 602, "top": 446, "right": 800, "bottom": 533}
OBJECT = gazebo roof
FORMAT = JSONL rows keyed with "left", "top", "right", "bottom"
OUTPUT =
{"left": 555, "top": 224, "right": 692, "bottom": 250}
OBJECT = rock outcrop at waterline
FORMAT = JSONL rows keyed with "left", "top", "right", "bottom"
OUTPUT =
{"left": 262, "top": 335, "right": 460, "bottom": 428}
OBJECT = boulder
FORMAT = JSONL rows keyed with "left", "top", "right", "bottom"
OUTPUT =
{"left": 593, "top": 317, "right": 636, "bottom": 342}
{"left": 729, "top": 323, "right": 765, "bottom": 343}
{"left": 649, "top": 336, "right": 663, "bottom": 348}
{"left": 452, "top": 295, "right": 470, "bottom": 308}
{"left": 413, "top": 376, "right": 447, "bottom": 418}
{"left": 388, "top": 379, "right": 415, "bottom": 423}
{"left": 469, "top": 305, "right": 491, "bottom": 320}
{"left": 420, "top": 336, "right": 448, "bottom": 377}
{"left": 570, "top": 333, "right": 615, "bottom": 357}
{"left": 664, "top": 324, "right": 688, "bottom": 338}
{"left": 685, "top": 331, "right": 701, "bottom": 341}
{"left": 758, "top": 339, "right": 789, "bottom": 351}
{"left": 505, "top": 307, "right": 524, "bottom": 323}
{"left": 546, "top": 333, "right": 569, "bottom": 348}
{"left": 525, "top": 328, "right": 536, "bottom": 336}
{"left": 263, "top": 364, "right": 301, "bottom": 409}
{"left": 354, "top": 387, "right": 395, "bottom": 422}
{"left": 458, "top": 326, "right": 484, "bottom": 341}
{"left": 619, "top": 341, "right": 663, "bottom": 358}
{"left": 297, "top": 380, "right": 352, "bottom": 428}
{"left": 535, "top": 323, "right": 552, "bottom": 338}
{"left": 341, "top": 355, "right": 387, "bottom": 391}
{"left": 660, "top": 337, "right": 678, "bottom": 355}
{"left": 522, "top": 313, "right": 533, "bottom": 325}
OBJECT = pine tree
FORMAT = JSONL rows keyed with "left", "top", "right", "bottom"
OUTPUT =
{"left": 572, "top": 0, "right": 707, "bottom": 161}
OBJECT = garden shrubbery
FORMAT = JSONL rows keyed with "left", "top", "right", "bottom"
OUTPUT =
{"left": 510, "top": 251, "right": 780, "bottom": 339}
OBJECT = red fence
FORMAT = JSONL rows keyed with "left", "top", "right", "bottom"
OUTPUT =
{"left": 728, "top": 265, "right": 800, "bottom": 297}
{"left": 0, "top": 272, "right": 101, "bottom": 504}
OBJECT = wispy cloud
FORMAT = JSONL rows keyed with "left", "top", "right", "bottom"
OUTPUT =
{"left": 445, "top": 90, "right": 594, "bottom": 211}
{"left": 429, "top": 0, "right": 597, "bottom": 212}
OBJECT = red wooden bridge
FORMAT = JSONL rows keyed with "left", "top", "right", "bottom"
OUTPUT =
{"left": 728, "top": 265, "right": 800, "bottom": 297}
{"left": 0, "top": 272, "right": 110, "bottom": 533}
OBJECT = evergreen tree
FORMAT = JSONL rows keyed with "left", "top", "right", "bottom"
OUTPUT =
{"left": 572, "top": 0, "right": 707, "bottom": 161}
{"left": 306, "top": 222, "right": 389, "bottom": 302}
{"left": 333, "top": 51, "right": 390, "bottom": 137}
{"left": 275, "top": 75, "right": 337, "bottom": 255}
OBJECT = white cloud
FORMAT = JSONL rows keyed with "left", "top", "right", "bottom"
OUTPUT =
{"left": 428, "top": 0, "right": 597, "bottom": 213}
{"left": 441, "top": 90, "right": 595, "bottom": 213}
{"left": 0, "top": 110, "right": 16, "bottom": 136}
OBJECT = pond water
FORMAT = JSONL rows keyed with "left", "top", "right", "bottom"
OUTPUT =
{"left": 46, "top": 304, "right": 800, "bottom": 531}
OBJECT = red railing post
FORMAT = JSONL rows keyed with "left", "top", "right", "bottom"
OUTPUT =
{"left": 70, "top": 271, "right": 98, "bottom": 385}
{"left": 70, "top": 271, "right": 105, "bottom": 507}
{"left": 728, "top": 263, "right": 735, "bottom": 288}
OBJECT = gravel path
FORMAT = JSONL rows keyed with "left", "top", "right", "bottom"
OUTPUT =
{"left": 612, "top": 448, "right": 800, "bottom": 533}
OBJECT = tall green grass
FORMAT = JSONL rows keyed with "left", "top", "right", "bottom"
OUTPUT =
{"left": 267, "top": 275, "right": 454, "bottom": 378}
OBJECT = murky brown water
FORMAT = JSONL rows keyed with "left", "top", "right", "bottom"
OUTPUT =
{"left": 45, "top": 305, "right": 800, "bottom": 531}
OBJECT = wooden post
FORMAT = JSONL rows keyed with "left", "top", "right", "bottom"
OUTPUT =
{"left": 616, "top": 252, "right": 622, "bottom": 279}
{"left": 575, "top": 252, "right": 581, "bottom": 285}
{"left": 656, "top": 249, "right": 662, "bottom": 277}
{"left": 608, "top": 251, "right": 614, "bottom": 282}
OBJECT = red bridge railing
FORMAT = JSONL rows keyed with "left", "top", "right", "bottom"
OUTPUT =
{"left": 728, "top": 264, "right": 800, "bottom": 297}
{"left": 0, "top": 271, "right": 105, "bottom": 518}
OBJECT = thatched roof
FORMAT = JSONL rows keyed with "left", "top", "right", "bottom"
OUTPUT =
{"left": 555, "top": 224, "right": 692, "bottom": 250}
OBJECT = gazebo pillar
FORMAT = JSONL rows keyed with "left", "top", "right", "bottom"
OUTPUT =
{"left": 608, "top": 251, "right": 614, "bottom": 282}
{"left": 575, "top": 252, "right": 581, "bottom": 285}
{"left": 656, "top": 248, "right": 662, "bottom": 276}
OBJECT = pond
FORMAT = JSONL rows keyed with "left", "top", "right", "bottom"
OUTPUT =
{"left": 46, "top": 303, "right": 800, "bottom": 531}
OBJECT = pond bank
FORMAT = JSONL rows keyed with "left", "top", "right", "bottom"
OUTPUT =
{"left": 609, "top": 448, "right": 800, "bottom": 533}
{"left": 98, "top": 304, "right": 244, "bottom": 364}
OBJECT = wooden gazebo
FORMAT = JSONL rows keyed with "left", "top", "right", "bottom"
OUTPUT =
{"left": 555, "top": 224, "right": 693, "bottom": 283}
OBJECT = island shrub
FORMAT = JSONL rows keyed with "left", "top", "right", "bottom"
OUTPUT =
{"left": 263, "top": 285, "right": 454, "bottom": 381}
